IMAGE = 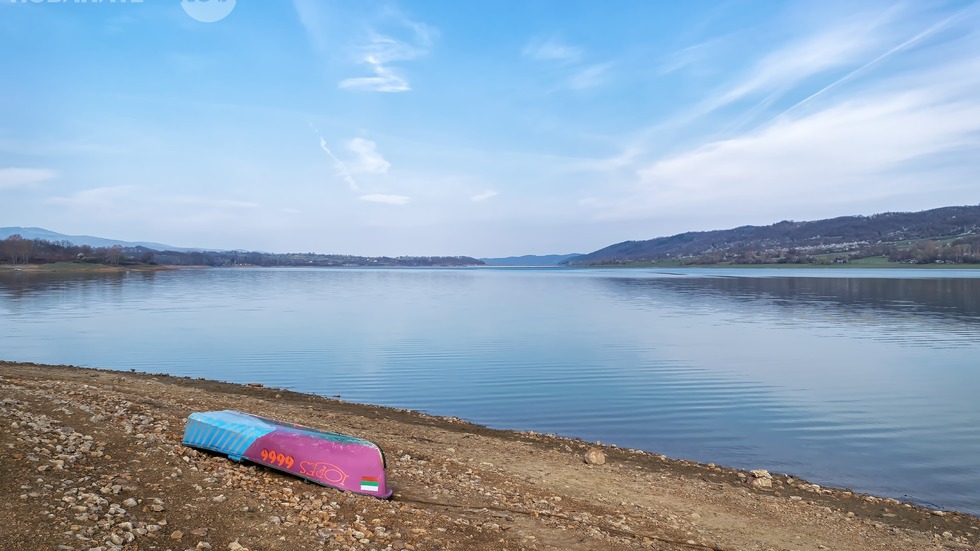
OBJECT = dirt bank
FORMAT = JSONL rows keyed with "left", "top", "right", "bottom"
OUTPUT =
{"left": 1, "top": 361, "right": 977, "bottom": 550}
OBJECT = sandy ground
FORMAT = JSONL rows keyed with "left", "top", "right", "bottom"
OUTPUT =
{"left": 1, "top": 361, "right": 977, "bottom": 551}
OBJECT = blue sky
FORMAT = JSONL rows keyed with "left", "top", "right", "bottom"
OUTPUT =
{"left": 2, "top": 0, "right": 979, "bottom": 256}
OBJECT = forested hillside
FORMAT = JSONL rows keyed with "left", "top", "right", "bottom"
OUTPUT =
{"left": 0, "top": 234, "right": 483, "bottom": 267}
{"left": 570, "top": 205, "right": 980, "bottom": 265}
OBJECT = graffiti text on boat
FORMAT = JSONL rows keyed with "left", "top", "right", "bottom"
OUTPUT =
{"left": 299, "top": 461, "right": 349, "bottom": 485}
{"left": 260, "top": 448, "right": 295, "bottom": 469}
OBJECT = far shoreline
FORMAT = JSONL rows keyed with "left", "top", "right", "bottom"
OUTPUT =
{"left": 573, "top": 261, "right": 980, "bottom": 270}
{"left": 5, "top": 262, "right": 980, "bottom": 272}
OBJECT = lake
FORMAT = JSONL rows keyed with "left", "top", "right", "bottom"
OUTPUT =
{"left": 2, "top": 266, "right": 979, "bottom": 515}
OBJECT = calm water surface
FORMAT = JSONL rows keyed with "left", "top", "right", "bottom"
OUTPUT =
{"left": 2, "top": 267, "right": 979, "bottom": 514}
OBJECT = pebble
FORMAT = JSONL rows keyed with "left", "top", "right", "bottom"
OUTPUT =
{"left": 748, "top": 470, "right": 773, "bottom": 489}
{"left": 584, "top": 448, "right": 606, "bottom": 466}
{"left": 749, "top": 477, "right": 773, "bottom": 489}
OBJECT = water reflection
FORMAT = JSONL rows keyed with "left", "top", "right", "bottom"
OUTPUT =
{"left": 0, "top": 269, "right": 158, "bottom": 302}
{"left": 595, "top": 273, "right": 980, "bottom": 352}
{"left": 601, "top": 273, "right": 980, "bottom": 322}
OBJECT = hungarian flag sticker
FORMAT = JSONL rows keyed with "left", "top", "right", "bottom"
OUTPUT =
{"left": 360, "top": 476, "right": 380, "bottom": 492}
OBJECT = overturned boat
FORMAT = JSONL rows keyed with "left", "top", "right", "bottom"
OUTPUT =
{"left": 182, "top": 410, "right": 392, "bottom": 498}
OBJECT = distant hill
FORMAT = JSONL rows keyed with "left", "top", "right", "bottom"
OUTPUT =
{"left": 0, "top": 227, "right": 192, "bottom": 251}
{"left": 481, "top": 254, "right": 583, "bottom": 266}
{"left": 569, "top": 204, "right": 980, "bottom": 266}
{"left": 0, "top": 227, "right": 485, "bottom": 267}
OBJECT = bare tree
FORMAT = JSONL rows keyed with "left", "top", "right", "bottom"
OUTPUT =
{"left": 107, "top": 245, "right": 124, "bottom": 266}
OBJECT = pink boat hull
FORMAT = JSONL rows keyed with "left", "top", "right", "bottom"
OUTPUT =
{"left": 183, "top": 410, "right": 392, "bottom": 498}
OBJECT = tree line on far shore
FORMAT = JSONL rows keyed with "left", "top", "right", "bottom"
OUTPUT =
{"left": 0, "top": 235, "right": 484, "bottom": 268}
{"left": 569, "top": 204, "right": 980, "bottom": 266}
{"left": 671, "top": 234, "right": 980, "bottom": 266}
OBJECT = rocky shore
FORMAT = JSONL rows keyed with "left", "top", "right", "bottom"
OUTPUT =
{"left": 1, "top": 361, "right": 977, "bottom": 550}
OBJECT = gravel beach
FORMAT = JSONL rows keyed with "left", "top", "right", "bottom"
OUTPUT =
{"left": 2, "top": 361, "right": 977, "bottom": 550}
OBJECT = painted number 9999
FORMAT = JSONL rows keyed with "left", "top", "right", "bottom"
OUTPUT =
{"left": 260, "top": 448, "right": 294, "bottom": 469}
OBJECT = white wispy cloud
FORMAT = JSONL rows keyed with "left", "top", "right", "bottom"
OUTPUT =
{"left": 568, "top": 63, "right": 612, "bottom": 90}
{"left": 292, "top": 0, "right": 330, "bottom": 53}
{"left": 523, "top": 36, "right": 611, "bottom": 91}
{"left": 691, "top": 8, "right": 900, "bottom": 121}
{"left": 310, "top": 124, "right": 398, "bottom": 197}
{"left": 470, "top": 190, "right": 498, "bottom": 202}
{"left": 0, "top": 167, "right": 57, "bottom": 189}
{"left": 656, "top": 35, "right": 732, "bottom": 76}
{"left": 360, "top": 193, "right": 410, "bottom": 205}
{"left": 577, "top": 148, "right": 642, "bottom": 173}
{"left": 583, "top": 6, "right": 980, "bottom": 223}
{"left": 347, "top": 138, "right": 391, "bottom": 174}
{"left": 626, "top": 68, "right": 980, "bottom": 218}
{"left": 522, "top": 37, "right": 582, "bottom": 63}
{"left": 292, "top": 1, "right": 435, "bottom": 93}
{"left": 171, "top": 196, "right": 260, "bottom": 209}
{"left": 339, "top": 63, "right": 409, "bottom": 92}
{"left": 0, "top": 138, "right": 123, "bottom": 156}
{"left": 47, "top": 187, "right": 262, "bottom": 211}
{"left": 359, "top": 30, "right": 432, "bottom": 64}
{"left": 775, "top": 5, "right": 975, "bottom": 121}
{"left": 340, "top": 20, "right": 436, "bottom": 93}
{"left": 318, "top": 136, "right": 359, "bottom": 190}
{"left": 46, "top": 185, "right": 138, "bottom": 207}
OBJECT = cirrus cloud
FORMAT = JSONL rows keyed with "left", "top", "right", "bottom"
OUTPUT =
{"left": 470, "top": 190, "right": 498, "bottom": 202}
{"left": 347, "top": 138, "right": 391, "bottom": 174}
{"left": 522, "top": 37, "right": 582, "bottom": 63}
{"left": 0, "top": 167, "right": 58, "bottom": 189}
{"left": 359, "top": 193, "right": 410, "bottom": 205}
{"left": 339, "top": 19, "right": 437, "bottom": 93}
{"left": 339, "top": 62, "right": 410, "bottom": 93}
